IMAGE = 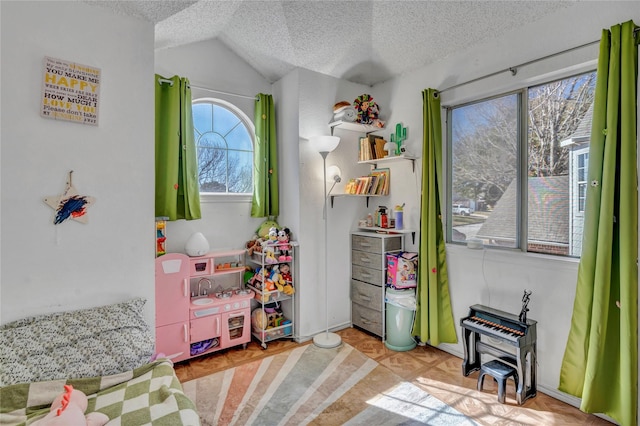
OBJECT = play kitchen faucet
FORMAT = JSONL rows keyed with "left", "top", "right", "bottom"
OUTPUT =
{"left": 196, "top": 278, "right": 212, "bottom": 297}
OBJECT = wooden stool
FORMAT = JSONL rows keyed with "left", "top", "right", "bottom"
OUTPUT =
{"left": 477, "top": 359, "right": 518, "bottom": 404}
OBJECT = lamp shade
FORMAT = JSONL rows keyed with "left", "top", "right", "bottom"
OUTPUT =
{"left": 311, "top": 135, "right": 340, "bottom": 153}
{"left": 326, "top": 165, "right": 342, "bottom": 183}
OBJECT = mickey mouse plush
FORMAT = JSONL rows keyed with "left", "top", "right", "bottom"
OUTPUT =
{"left": 277, "top": 228, "right": 292, "bottom": 261}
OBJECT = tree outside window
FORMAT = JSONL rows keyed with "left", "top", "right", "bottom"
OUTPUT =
{"left": 448, "top": 71, "right": 596, "bottom": 257}
{"left": 192, "top": 99, "right": 254, "bottom": 194}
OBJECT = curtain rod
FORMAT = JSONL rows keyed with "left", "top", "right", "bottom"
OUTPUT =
{"left": 439, "top": 26, "right": 638, "bottom": 96}
{"left": 436, "top": 31, "right": 622, "bottom": 96}
{"left": 189, "top": 84, "right": 259, "bottom": 101}
{"left": 156, "top": 78, "right": 259, "bottom": 101}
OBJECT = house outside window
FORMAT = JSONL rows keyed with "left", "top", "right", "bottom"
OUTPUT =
{"left": 561, "top": 104, "right": 593, "bottom": 257}
{"left": 577, "top": 152, "right": 589, "bottom": 213}
{"left": 192, "top": 98, "right": 254, "bottom": 197}
{"left": 447, "top": 71, "right": 596, "bottom": 258}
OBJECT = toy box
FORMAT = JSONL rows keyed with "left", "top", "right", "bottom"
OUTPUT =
{"left": 386, "top": 252, "right": 418, "bottom": 289}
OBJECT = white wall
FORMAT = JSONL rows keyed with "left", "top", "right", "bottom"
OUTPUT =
{"left": 374, "top": 1, "right": 639, "bottom": 407}
{"left": 154, "top": 39, "right": 271, "bottom": 253}
{"left": 272, "top": 70, "right": 301, "bottom": 330}
{"left": 4, "top": 2, "right": 635, "bottom": 411}
{"left": 296, "top": 69, "right": 383, "bottom": 339}
{"left": 0, "top": 1, "right": 155, "bottom": 324}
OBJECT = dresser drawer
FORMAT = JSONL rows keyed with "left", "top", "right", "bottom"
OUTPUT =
{"left": 351, "top": 279, "right": 383, "bottom": 310}
{"left": 351, "top": 250, "right": 383, "bottom": 270}
{"left": 351, "top": 302, "right": 383, "bottom": 337}
{"left": 352, "top": 264, "right": 385, "bottom": 286}
{"left": 351, "top": 234, "right": 402, "bottom": 254}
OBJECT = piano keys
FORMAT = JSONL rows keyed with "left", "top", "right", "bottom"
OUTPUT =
{"left": 460, "top": 304, "right": 537, "bottom": 404}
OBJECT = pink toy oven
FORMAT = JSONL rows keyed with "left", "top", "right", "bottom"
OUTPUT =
{"left": 189, "top": 290, "right": 253, "bottom": 357}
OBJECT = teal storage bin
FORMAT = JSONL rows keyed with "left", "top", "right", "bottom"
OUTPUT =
{"left": 385, "top": 288, "right": 417, "bottom": 351}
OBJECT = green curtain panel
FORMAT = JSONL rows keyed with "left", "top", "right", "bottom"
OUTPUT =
{"left": 251, "top": 93, "right": 279, "bottom": 218}
{"left": 559, "top": 20, "right": 638, "bottom": 426}
{"left": 155, "top": 74, "right": 201, "bottom": 220}
{"left": 413, "top": 89, "right": 457, "bottom": 346}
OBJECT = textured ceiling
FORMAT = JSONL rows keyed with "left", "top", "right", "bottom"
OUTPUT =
{"left": 85, "top": 0, "right": 574, "bottom": 86}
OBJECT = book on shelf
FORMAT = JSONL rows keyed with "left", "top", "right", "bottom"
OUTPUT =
{"left": 343, "top": 168, "right": 390, "bottom": 195}
{"left": 371, "top": 168, "right": 390, "bottom": 195}
{"left": 358, "top": 136, "right": 389, "bottom": 161}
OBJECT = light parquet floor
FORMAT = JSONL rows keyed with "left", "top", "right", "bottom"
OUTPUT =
{"left": 173, "top": 327, "right": 613, "bottom": 425}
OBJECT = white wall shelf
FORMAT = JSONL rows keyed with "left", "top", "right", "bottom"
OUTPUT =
{"left": 358, "top": 154, "right": 417, "bottom": 172}
{"left": 330, "top": 193, "right": 386, "bottom": 208}
{"left": 329, "top": 120, "right": 383, "bottom": 135}
{"left": 357, "top": 226, "right": 416, "bottom": 244}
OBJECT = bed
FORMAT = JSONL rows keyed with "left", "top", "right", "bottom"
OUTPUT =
{"left": 0, "top": 298, "right": 200, "bottom": 426}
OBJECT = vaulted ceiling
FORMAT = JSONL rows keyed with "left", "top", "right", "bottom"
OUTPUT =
{"left": 86, "top": 0, "right": 575, "bottom": 86}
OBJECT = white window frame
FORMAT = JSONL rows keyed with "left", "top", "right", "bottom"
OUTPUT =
{"left": 192, "top": 97, "right": 255, "bottom": 204}
{"left": 445, "top": 68, "right": 596, "bottom": 258}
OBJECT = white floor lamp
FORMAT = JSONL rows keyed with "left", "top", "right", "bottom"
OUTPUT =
{"left": 311, "top": 135, "right": 342, "bottom": 349}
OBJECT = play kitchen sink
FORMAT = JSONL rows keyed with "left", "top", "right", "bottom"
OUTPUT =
{"left": 192, "top": 298, "right": 214, "bottom": 306}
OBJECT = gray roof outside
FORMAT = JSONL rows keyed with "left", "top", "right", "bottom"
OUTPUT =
{"left": 561, "top": 103, "right": 594, "bottom": 147}
{"left": 476, "top": 175, "right": 569, "bottom": 244}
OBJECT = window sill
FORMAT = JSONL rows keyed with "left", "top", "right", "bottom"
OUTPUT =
{"left": 446, "top": 242, "right": 580, "bottom": 267}
{"left": 200, "top": 193, "right": 252, "bottom": 204}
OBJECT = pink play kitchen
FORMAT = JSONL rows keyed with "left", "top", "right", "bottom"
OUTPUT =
{"left": 155, "top": 250, "right": 252, "bottom": 362}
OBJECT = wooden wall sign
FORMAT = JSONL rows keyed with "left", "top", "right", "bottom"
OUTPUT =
{"left": 41, "top": 56, "right": 100, "bottom": 126}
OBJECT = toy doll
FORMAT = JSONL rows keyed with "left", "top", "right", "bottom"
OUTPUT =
{"left": 277, "top": 227, "right": 292, "bottom": 261}
{"left": 279, "top": 263, "right": 292, "bottom": 282}
{"left": 32, "top": 385, "right": 108, "bottom": 426}
{"left": 262, "top": 227, "right": 279, "bottom": 264}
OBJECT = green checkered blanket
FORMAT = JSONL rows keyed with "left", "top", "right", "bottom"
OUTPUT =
{"left": 0, "top": 360, "right": 200, "bottom": 426}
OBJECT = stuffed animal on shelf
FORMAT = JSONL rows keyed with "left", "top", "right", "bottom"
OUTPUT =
{"left": 269, "top": 265, "right": 286, "bottom": 291}
{"left": 279, "top": 263, "right": 292, "bottom": 282}
{"left": 277, "top": 227, "right": 292, "bottom": 261}
{"left": 32, "top": 385, "right": 109, "bottom": 426}
{"left": 278, "top": 264, "right": 295, "bottom": 295}
{"left": 256, "top": 219, "right": 280, "bottom": 239}
{"left": 246, "top": 234, "right": 263, "bottom": 255}
{"left": 281, "top": 281, "right": 295, "bottom": 296}
{"left": 248, "top": 266, "right": 266, "bottom": 289}
{"left": 262, "top": 227, "right": 279, "bottom": 264}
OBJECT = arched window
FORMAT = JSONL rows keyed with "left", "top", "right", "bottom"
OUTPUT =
{"left": 192, "top": 98, "right": 254, "bottom": 196}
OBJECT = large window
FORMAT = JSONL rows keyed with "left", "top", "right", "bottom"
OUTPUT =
{"left": 448, "top": 71, "right": 596, "bottom": 257}
{"left": 192, "top": 99, "right": 254, "bottom": 195}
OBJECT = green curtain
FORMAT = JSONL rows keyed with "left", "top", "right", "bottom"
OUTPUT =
{"left": 155, "top": 74, "right": 201, "bottom": 220}
{"left": 413, "top": 88, "right": 457, "bottom": 346}
{"left": 558, "top": 21, "right": 638, "bottom": 426}
{"left": 251, "top": 93, "right": 279, "bottom": 217}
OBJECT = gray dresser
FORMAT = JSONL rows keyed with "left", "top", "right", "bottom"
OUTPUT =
{"left": 350, "top": 231, "right": 403, "bottom": 339}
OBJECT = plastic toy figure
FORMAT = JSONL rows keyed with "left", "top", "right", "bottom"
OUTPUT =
{"left": 519, "top": 290, "right": 532, "bottom": 323}
{"left": 277, "top": 227, "right": 292, "bottom": 261}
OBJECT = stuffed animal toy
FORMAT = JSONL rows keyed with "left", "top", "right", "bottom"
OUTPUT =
{"left": 281, "top": 281, "right": 295, "bottom": 296}
{"left": 277, "top": 227, "right": 292, "bottom": 261}
{"left": 32, "top": 385, "right": 109, "bottom": 426}
{"left": 246, "top": 234, "right": 262, "bottom": 255}
{"left": 269, "top": 265, "right": 286, "bottom": 291}
{"left": 262, "top": 227, "right": 279, "bottom": 264}
{"left": 256, "top": 219, "right": 279, "bottom": 239}
{"left": 278, "top": 264, "right": 294, "bottom": 294}
{"left": 248, "top": 267, "right": 266, "bottom": 289}
{"left": 279, "top": 264, "right": 292, "bottom": 283}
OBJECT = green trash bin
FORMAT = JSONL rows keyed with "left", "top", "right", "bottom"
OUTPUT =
{"left": 385, "top": 288, "right": 417, "bottom": 351}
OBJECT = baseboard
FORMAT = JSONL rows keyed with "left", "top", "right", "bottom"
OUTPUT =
{"left": 534, "top": 386, "right": 617, "bottom": 424}
{"left": 295, "top": 321, "right": 352, "bottom": 343}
